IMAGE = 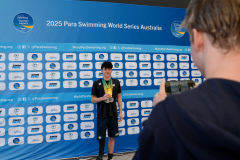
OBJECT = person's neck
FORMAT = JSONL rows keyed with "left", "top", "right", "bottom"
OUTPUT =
{"left": 205, "top": 48, "right": 240, "bottom": 83}
{"left": 103, "top": 76, "right": 111, "bottom": 81}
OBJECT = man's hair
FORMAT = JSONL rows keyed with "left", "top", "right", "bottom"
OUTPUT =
{"left": 182, "top": 0, "right": 240, "bottom": 51}
{"left": 101, "top": 61, "right": 113, "bottom": 70}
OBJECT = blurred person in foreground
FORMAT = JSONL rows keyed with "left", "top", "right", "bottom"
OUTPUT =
{"left": 91, "top": 61, "right": 123, "bottom": 160}
{"left": 133, "top": 0, "right": 240, "bottom": 159}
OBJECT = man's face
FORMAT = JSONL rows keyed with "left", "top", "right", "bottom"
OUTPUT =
{"left": 101, "top": 67, "right": 112, "bottom": 79}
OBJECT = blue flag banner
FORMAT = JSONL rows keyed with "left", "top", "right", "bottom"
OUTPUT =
{"left": 0, "top": 0, "right": 203, "bottom": 159}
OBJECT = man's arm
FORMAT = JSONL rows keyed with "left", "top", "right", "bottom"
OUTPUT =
{"left": 117, "top": 93, "right": 123, "bottom": 122}
{"left": 91, "top": 94, "right": 110, "bottom": 103}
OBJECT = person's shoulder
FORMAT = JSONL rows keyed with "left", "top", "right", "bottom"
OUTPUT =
{"left": 93, "top": 79, "right": 102, "bottom": 85}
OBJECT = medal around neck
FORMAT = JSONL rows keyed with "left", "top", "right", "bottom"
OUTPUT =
{"left": 102, "top": 78, "right": 114, "bottom": 103}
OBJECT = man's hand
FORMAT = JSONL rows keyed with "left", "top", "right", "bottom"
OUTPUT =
{"left": 153, "top": 78, "right": 167, "bottom": 106}
{"left": 118, "top": 112, "right": 123, "bottom": 122}
{"left": 102, "top": 94, "right": 111, "bottom": 101}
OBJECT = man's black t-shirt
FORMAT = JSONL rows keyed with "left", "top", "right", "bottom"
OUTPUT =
{"left": 91, "top": 78, "right": 121, "bottom": 119}
{"left": 133, "top": 78, "right": 240, "bottom": 160}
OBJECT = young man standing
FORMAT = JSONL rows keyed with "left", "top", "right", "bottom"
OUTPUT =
{"left": 134, "top": 0, "right": 240, "bottom": 159}
{"left": 91, "top": 61, "right": 123, "bottom": 160}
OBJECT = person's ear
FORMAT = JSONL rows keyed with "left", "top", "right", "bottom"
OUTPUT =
{"left": 192, "top": 29, "right": 204, "bottom": 52}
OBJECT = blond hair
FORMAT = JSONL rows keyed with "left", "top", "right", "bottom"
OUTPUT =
{"left": 182, "top": 0, "right": 240, "bottom": 51}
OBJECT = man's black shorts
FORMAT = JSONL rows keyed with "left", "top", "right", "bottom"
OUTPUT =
{"left": 97, "top": 116, "right": 119, "bottom": 141}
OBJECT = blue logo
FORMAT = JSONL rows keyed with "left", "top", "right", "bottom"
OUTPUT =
{"left": 13, "top": 83, "right": 20, "bottom": 89}
{"left": 156, "top": 55, "right": 161, "bottom": 60}
{"left": 32, "top": 54, "right": 38, "bottom": 60}
{"left": 67, "top": 72, "right": 73, "bottom": 78}
{"left": 85, "top": 132, "right": 91, "bottom": 137}
{"left": 171, "top": 21, "right": 185, "bottom": 38}
{"left": 131, "top": 119, "right": 136, "bottom": 125}
{"left": 182, "top": 71, "right": 187, "bottom": 76}
{"left": 170, "top": 63, "right": 175, "bottom": 68}
{"left": 194, "top": 79, "right": 199, "bottom": 83}
{"left": 32, "top": 107, "right": 39, "bottom": 113}
{"left": 13, "top": 138, "right": 20, "bottom": 144}
{"left": 84, "top": 81, "right": 89, "bottom": 86}
{"left": 68, "top": 124, "right": 74, "bottom": 130}
{"left": 50, "top": 116, "right": 57, "bottom": 122}
{"left": 50, "top": 63, "right": 56, "bottom": 69}
{"left": 129, "top": 71, "right": 134, "bottom": 77}
{"left": 99, "top": 54, "right": 104, "bottom": 59}
{"left": 13, "top": 13, "right": 34, "bottom": 33}
{"left": 114, "top": 63, "right": 120, "bottom": 68}
{"left": 143, "top": 80, "right": 148, "bottom": 85}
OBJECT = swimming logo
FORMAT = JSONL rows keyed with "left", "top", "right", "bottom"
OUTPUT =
{"left": 171, "top": 21, "right": 185, "bottom": 38}
{"left": 13, "top": 13, "right": 34, "bottom": 33}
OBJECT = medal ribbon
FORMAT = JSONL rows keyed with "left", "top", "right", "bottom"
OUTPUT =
{"left": 102, "top": 78, "right": 113, "bottom": 95}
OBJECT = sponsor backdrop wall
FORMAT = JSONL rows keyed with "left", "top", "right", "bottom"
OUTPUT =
{"left": 0, "top": 0, "right": 203, "bottom": 159}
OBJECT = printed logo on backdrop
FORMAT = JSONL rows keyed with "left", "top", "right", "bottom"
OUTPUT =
{"left": 125, "top": 54, "right": 137, "bottom": 61}
{"left": 80, "top": 113, "right": 94, "bottom": 120}
{"left": 127, "top": 118, "right": 139, "bottom": 126}
{"left": 9, "top": 137, "right": 24, "bottom": 145}
{"left": 0, "top": 63, "right": 6, "bottom": 71}
{"left": 64, "top": 132, "right": 78, "bottom": 140}
{"left": 0, "top": 53, "right": 6, "bottom": 61}
{"left": 127, "top": 127, "right": 140, "bottom": 135}
{"left": 46, "top": 124, "right": 61, "bottom": 132}
{"left": 79, "top": 53, "right": 93, "bottom": 60}
{"left": 27, "top": 116, "right": 43, "bottom": 124}
{"left": 80, "top": 122, "right": 94, "bottom": 129}
{"left": 13, "top": 13, "right": 34, "bottom": 33}
{"left": 110, "top": 53, "right": 122, "bottom": 60}
{"left": 0, "top": 138, "right": 5, "bottom": 147}
{"left": 46, "top": 133, "right": 61, "bottom": 142}
{"left": 118, "top": 128, "right": 126, "bottom": 136}
{"left": 0, "top": 128, "right": 5, "bottom": 136}
{"left": 63, "top": 114, "right": 78, "bottom": 122}
{"left": 0, "top": 108, "right": 6, "bottom": 116}
{"left": 8, "top": 127, "right": 24, "bottom": 136}
{"left": 64, "top": 123, "right": 78, "bottom": 131}
{"left": 141, "top": 109, "right": 152, "bottom": 116}
{"left": 28, "top": 125, "right": 43, "bottom": 134}
{"left": 0, "top": 118, "right": 6, "bottom": 126}
{"left": 171, "top": 21, "right": 185, "bottom": 38}
{"left": 9, "top": 117, "right": 24, "bottom": 126}
{"left": 27, "top": 135, "right": 43, "bottom": 144}
{"left": 118, "top": 119, "right": 125, "bottom": 127}
{"left": 80, "top": 103, "right": 94, "bottom": 111}
{"left": 81, "top": 131, "right": 94, "bottom": 139}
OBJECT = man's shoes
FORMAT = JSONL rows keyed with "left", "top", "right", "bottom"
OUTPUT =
{"left": 96, "top": 156, "right": 103, "bottom": 160}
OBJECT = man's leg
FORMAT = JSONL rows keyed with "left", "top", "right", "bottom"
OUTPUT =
{"left": 96, "top": 140, "right": 105, "bottom": 160}
{"left": 108, "top": 137, "right": 114, "bottom": 159}
{"left": 96, "top": 118, "right": 107, "bottom": 160}
{"left": 107, "top": 116, "right": 119, "bottom": 160}
{"left": 108, "top": 136, "right": 115, "bottom": 153}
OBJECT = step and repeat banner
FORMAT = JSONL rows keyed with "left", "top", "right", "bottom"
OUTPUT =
{"left": 0, "top": 0, "right": 203, "bottom": 159}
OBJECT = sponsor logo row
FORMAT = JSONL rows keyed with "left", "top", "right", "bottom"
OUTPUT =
{"left": 0, "top": 53, "right": 191, "bottom": 61}
{"left": 0, "top": 100, "right": 152, "bottom": 117}
{"left": 0, "top": 77, "right": 202, "bottom": 91}
{"left": 0, "top": 69, "right": 201, "bottom": 82}
{"left": 0, "top": 62, "right": 198, "bottom": 71}
{"left": 0, "top": 126, "right": 140, "bottom": 146}
{"left": 0, "top": 109, "right": 151, "bottom": 126}
{"left": 0, "top": 117, "right": 146, "bottom": 137}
